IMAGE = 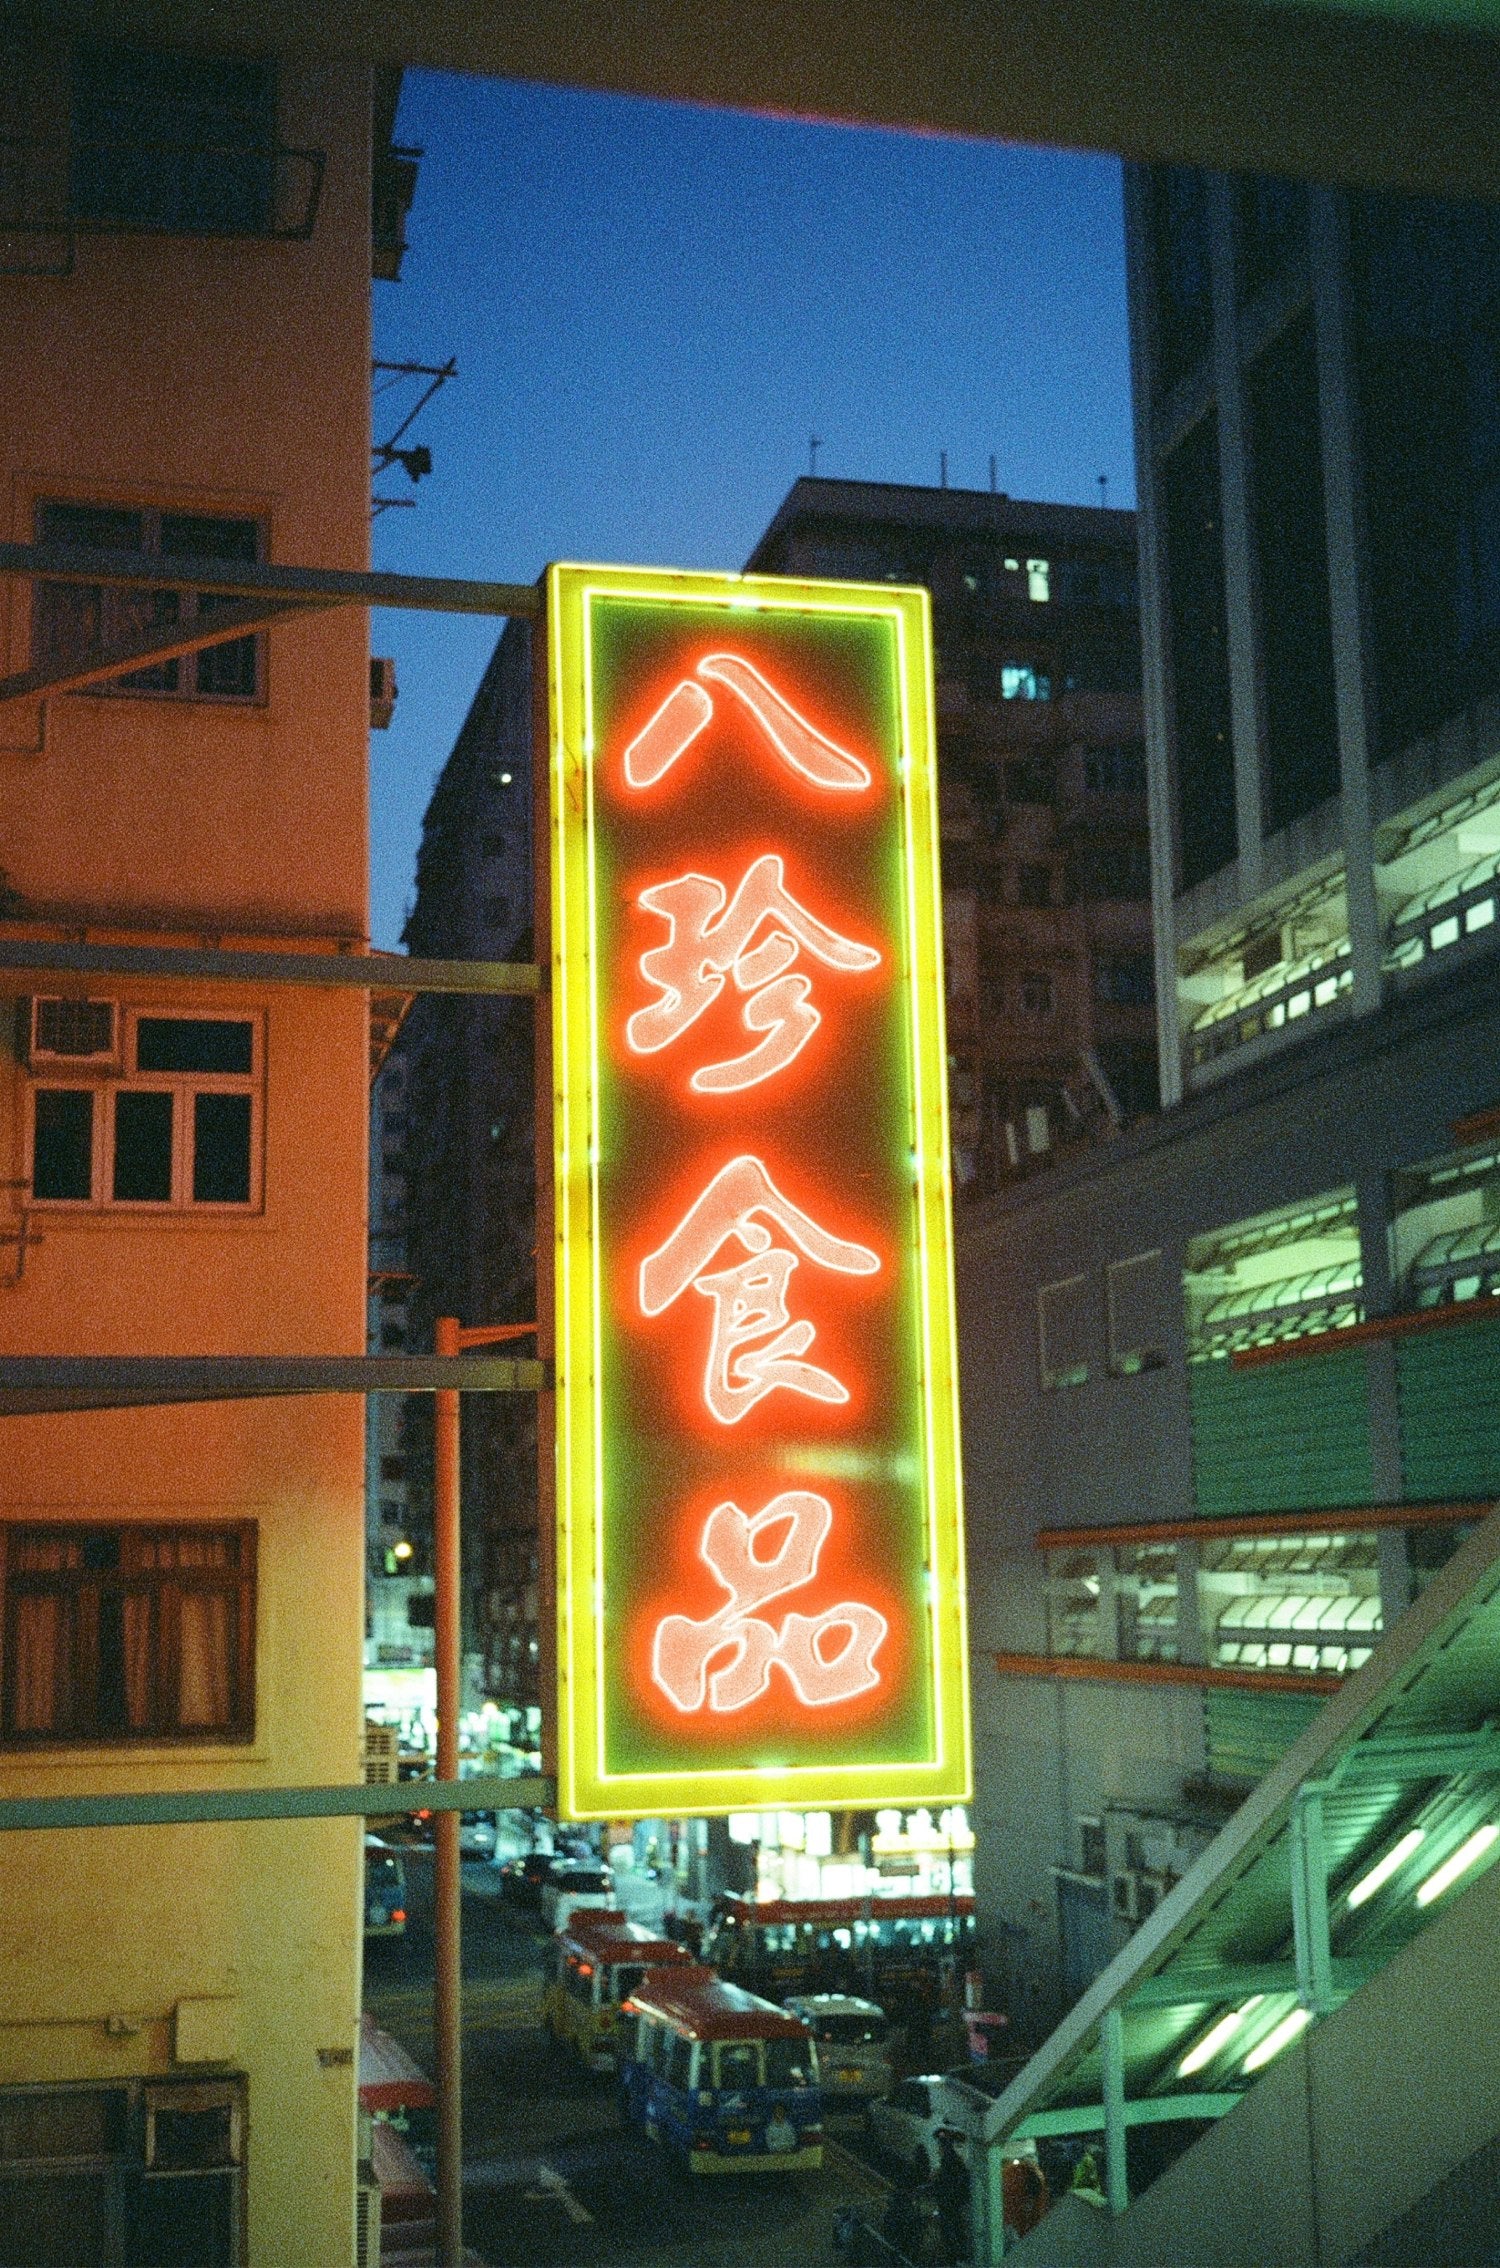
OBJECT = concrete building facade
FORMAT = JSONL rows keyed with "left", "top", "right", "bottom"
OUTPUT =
{"left": 0, "top": 37, "right": 404, "bottom": 2263}
{"left": 957, "top": 169, "right": 1500, "bottom": 2040}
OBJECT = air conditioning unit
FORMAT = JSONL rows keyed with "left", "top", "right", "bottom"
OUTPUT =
{"left": 143, "top": 2081, "right": 243, "bottom": 2169}
{"left": 370, "top": 656, "right": 398, "bottom": 731}
{"left": 25, "top": 996, "right": 120, "bottom": 1067}
{"left": 356, "top": 2174, "right": 383, "bottom": 2268}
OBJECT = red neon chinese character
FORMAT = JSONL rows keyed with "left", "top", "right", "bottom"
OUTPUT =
{"left": 638, "top": 1155, "right": 878, "bottom": 1425}
{"left": 628, "top": 852, "right": 881, "bottom": 1092}
{"left": 623, "top": 653, "right": 872, "bottom": 792}
{"left": 652, "top": 1491, "right": 887, "bottom": 1713}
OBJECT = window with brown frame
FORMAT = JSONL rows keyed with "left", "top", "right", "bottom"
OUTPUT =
{"left": 0, "top": 1524, "right": 255, "bottom": 1745}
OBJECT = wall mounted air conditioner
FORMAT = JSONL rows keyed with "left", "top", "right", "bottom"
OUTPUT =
{"left": 24, "top": 996, "right": 120, "bottom": 1068}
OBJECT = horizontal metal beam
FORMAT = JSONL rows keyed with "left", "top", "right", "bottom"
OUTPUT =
{"left": 0, "top": 1772, "right": 553, "bottom": 1833}
{"left": 0, "top": 939, "right": 541, "bottom": 996}
{"left": 0, "top": 541, "right": 540, "bottom": 620}
{"left": 1009, "top": 2092, "right": 1241, "bottom": 2141}
{"left": 1328, "top": 1730, "right": 1500, "bottom": 1786}
{"left": 0, "top": 1354, "right": 546, "bottom": 1416}
{"left": 993, "top": 1651, "right": 1343, "bottom": 1698}
{"left": 1037, "top": 1502, "right": 1488, "bottom": 1553}
{"left": 0, "top": 596, "right": 321, "bottom": 708}
{"left": 1128, "top": 1955, "right": 1378, "bottom": 2009}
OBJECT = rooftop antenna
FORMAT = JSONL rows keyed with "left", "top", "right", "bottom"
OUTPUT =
{"left": 989, "top": 454, "right": 998, "bottom": 494}
{"left": 940, "top": 450, "right": 949, "bottom": 489}
{"left": 809, "top": 434, "right": 822, "bottom": 476}
{"left": 1098, "top": 473, "right": 1109, "bottom": 509}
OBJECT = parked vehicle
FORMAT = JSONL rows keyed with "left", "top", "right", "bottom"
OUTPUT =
{"left": 781, "top": 1993, "right": 892, "bottom": 2110}
{"left": 542, "top": 1912, "right": 698, "bottom": 2070}
{"left": 619, "top": 1964, "right": 822, "bottom": 2172}
{"left": 363, "top": 1837, "right": 409, "bottom": 1938}
{"left": 501, "top": 1850, "right": 559, "bottom": 1909}
{"left": 705, "top": 1892, "right": 974, "bottom": 2004}
{"left": 458, "top": 1810, "right": 497, "bottom": 1860}
{"left": 539, "top": 1860, "right": 615, "bottom": 1934}
{"left": 867, "top": 2073, "right": 965, "bottom": 2183}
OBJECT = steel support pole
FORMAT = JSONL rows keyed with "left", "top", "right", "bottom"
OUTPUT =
{"left": 1290, "top": 1788, "right": 1334, "bottom": 2015}
{"left": 1101, "top": 2004, "right": 1129, "bottom": 2216}
{"left": 433, "top": 1316, "right": 463, "bottom": 2268}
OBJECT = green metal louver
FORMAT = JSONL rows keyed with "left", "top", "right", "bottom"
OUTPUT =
{"left": 1189, "top": 1353, "right": 1374, "bottom": 1518}
{"left": 1397, "top": 1320, "right": 1500, "bottom": 1499}
{"left": 1204, "top": 1687, "right": 1328, "bottom": 1782}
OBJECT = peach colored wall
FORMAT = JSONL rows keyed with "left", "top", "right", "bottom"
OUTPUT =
{"left": 0, "top": 53, "right": 377, "bottom": 2268}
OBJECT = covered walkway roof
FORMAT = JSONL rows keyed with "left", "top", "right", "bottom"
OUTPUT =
{"left": 28, "top": 0, "right": 1500, "bottom": 203}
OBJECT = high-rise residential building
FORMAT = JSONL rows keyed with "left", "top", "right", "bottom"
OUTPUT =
{"left": 394, "top": 619, "right": 539, "bottom": 1731}
{"left": 746, "top": 479, "right": 1154, "bottom": 1195}
{"left": 953, "top": 167, "right": 1500, "bottom": 2058}
{"left": 0, "top": 38, "right": 409, "bottom": 2263}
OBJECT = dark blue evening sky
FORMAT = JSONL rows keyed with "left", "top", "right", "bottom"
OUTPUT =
{"left": 370, "top": 73, "right": 1135, "bottom": 946}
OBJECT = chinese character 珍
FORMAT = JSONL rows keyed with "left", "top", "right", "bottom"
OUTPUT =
{"left": 652, "top": 1490, "right": 887, "bottom": 1712}
{"left": 628, "top": 852, "right": 881, "bottom": 1092}
{"left": 638, "top": 1154, "right": 879, "bottom": 1424}
{"left": 623, "top": 653, "right": 872, "bottom": 792}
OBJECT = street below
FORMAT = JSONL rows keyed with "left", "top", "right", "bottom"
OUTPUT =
{"left": 363, "top": 1850, "right": 892, "bottom": 2268}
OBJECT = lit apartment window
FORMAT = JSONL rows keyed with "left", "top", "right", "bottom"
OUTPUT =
{"left": 29, "top": 1013, "right": 260, "bottom": 1212}
{"left": 32, "top": 500, "right": 264, "bottom": 701}
{"left": 1001, "top": 661, "right": 1051, "bottom": 701}
{"left": 0, "top": 1523, "right": 255, "bottom": 1744}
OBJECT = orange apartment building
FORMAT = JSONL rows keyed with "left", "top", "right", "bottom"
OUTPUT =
{"left": 0, "top": 39, "right": 406, "bottom": 2263}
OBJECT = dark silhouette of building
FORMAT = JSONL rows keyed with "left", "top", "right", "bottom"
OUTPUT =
{"left": 746, "top": 478, "right": 1154, "bottom": 1196}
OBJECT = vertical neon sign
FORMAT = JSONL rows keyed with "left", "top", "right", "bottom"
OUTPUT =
{"left": 544, "top": 564, "right": 968, "bottom": 1819}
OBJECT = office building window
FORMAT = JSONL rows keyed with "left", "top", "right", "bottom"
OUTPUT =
{"left": 0, "top": 1524, "right": 255, "bottom": 1744}
{"left": 1039, "top": 1274, "right": 1092, "bottom": 1390}
{"left": 1350, "top": 192, "right": 1500, "bottom": 762}
{"left": 1233, "top": 173, "right": 1307, "bottom": 302}
{"left": 70, "top": 44, "right": 277, "bottom": 236}
{"left": 1149, "top": 165, "right": 1215, "bottom": 393}
{"left": 32, "top": 501, "right": 263, "bottom": 701}
{"left": 1000, "top": 661, "right": 1052, "bottom": 701}
{"left": 1246, "top": 312, "right": 1340, "bottom": 833}
{"left": 1162, "top": 415, "right": 1237, "bottom": 888}
{"left": 30, "top": 1013, "right": 259, "bottom": 1211}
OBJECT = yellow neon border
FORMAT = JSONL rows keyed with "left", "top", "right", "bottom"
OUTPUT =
{"left": 547, "top": 562, "right": 969, "bottom": 1820}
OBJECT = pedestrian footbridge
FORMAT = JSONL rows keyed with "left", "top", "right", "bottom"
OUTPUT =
{"left": 950, "top": 1505, "right": 1500, "bottom": 2265}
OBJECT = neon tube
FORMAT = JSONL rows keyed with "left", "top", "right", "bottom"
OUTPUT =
{"left": 1345, "top": 1827, "right": 1425, "bottom": 1909}
{"left": 1176, "top": 1995, "right": 1264, "bottom": 2078}
{"left": 1415, "top": 1822, "right": 1499, "bottom": 1907}
{"left": 1241, "top": 2006, "right": 1311, "bottom": 2074}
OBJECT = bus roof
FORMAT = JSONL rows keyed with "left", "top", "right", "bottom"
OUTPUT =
{"left": 561, "top": 1912, "right": 696, "bottom": 1964}
{"left": 628, "top": 1965, "right": 814, "bottom": 2041}
{"left": 714, "top": 1892, "right": 974, "bottom": 1926}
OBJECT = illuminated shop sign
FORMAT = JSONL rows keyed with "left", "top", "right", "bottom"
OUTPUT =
{"left": 544, "top": 563, "right": 968, "bottom": 1819}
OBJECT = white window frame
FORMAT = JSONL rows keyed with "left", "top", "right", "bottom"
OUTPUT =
{"left": 27, "top": 1008, "right": 264, "bottom": 1215}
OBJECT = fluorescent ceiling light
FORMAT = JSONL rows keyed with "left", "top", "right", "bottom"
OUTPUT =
{"left": 1177, "top": 1995, "right": 1264, "bottom": 2078}
{"left": 1241, "top": 2006, "right": 1311, "bottom": 2074}
{"left": 1346, "top": 1827, "right": 1426, "bottom": 1909}
{"left": 1415, "top": 1823, "right": 1499, "bottom": 1908}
